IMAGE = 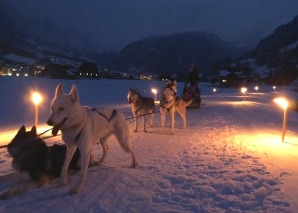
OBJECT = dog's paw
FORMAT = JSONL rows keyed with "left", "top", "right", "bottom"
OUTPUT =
{"left": 68, "top": 186, "right": 81, "bottom": 195}
{"left": 0, "top": 191, "right": 9, "bottom": 200}
{"left": 56, "top": 178, "right": 67, "bottom": 188}
{"left": 131, "top": 161, "right": 138, "bottom": 168}
{"left": 92, "top": 161, "right": 104, "bottom": 166}
{"left": 133, "top": 130, "right": 137, "bottom": 133}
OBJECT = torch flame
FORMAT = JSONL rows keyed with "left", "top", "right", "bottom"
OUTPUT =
{"left": 32, "top": 92, "right": 42, "bottom": 106}
{"left": 273, "top": 97, "right": 288, "bottom": 110}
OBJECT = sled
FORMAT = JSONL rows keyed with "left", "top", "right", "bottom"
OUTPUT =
{"left": 181, "top": 84, "right": 201, "bottom": 109}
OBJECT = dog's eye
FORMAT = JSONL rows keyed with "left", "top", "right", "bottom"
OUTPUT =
{"left": 59, "top": 107, "right": 64, "bottom": 111}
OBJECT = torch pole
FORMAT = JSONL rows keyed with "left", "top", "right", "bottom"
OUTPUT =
{"left": 35, "top": 104, "right": 38, "bottom": 127}
{"left": 281, "top": 107, "right": 288, "bottom": 142}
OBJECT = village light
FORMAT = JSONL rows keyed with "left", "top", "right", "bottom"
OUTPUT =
{"left": 241, "top": 87, "right": 247, "bottom": 101}
{"left": 213, "top": 88, "right": 217, "bottom": 94}
{"left": 273, "top": 97, "right": 289, "bottom": 142}
{"left": 32, "top": 92, "right": 42, "bottom": 127}
{"left": 151, "top": 88, "right": 157, "bottom": 102}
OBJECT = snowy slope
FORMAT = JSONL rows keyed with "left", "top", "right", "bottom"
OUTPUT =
{"left": 0, "top": 77, "right": 297, "bottom": 212}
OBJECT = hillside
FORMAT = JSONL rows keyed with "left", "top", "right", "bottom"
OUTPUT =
{"left": 98, "top": 31, "right": 245, "bottom": 75}
{"left": 0, "top": 2, "right": 94, "bottom": 65}
{"left": 241, "top": 15, "right": 298, "bottom": 85}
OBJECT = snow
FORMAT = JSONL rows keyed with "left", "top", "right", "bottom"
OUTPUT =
{"left": 0, "top": 77, "right": 297, "bottom": 212}
{"left": 283, "top": 40, "right": 298, "bottom": 52}
{"left": 3, "top": 54, "right": 36, "bottom": 65}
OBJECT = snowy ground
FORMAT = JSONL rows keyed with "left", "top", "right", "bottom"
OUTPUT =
{"left": 0, "top": 77, "right": 297, "bottom": 212}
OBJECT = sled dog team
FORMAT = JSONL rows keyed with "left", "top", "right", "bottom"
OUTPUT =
{"left": 127, "top": 80, "right": 193, "bottom": 134}
{"left": 0, "top": 80, "right": 193, "bottom": 199}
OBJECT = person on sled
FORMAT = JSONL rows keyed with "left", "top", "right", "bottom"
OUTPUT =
{"left": 182, "top": 64, "right": 201, "bottom": 101}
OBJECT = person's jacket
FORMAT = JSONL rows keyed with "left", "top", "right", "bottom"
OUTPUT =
{"left": 186, "top": 69, "right": 199, "bottom": 86}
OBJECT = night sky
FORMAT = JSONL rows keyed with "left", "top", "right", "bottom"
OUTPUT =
{"left": 6, "top": 0, "right": 298, "bottom": 49}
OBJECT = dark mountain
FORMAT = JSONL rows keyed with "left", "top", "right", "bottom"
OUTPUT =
{"left": 99, "top": 31, "right": 245, "bottom": 74}
{"left": 0, "top": 1, "right": 247, "bottom": 76}
{"left": 241, "top": 15, "right": 298, "bottom": 85}
{"left": 251, "top": 15, "right": 298, "bottom": 56}
{"left": 0, "top": 2, "right": 95, "bottom": 65}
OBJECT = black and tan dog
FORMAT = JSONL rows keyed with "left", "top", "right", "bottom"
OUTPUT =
{"left": 0, "top": 125, "right": 83, "bottom": 199}
{"left": 127, "top": 88, "right": 156, "bottom": 132}
{"left": 160, "top": 80, "right": 193, "bottom": 134}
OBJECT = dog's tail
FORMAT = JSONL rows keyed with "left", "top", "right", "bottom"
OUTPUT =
{"left": 113, "top": 111, "right": 133, "bottom": 154}
{"left": 113, "top": 111, "right": 138, "bottom": 167}
{"left": 176, "top": 97, "right": 193, "bottom": 108}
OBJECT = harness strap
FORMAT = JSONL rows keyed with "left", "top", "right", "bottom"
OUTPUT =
{"left": 74, "top": 108, "right": 117, "bottom": 144}
{"left": 134, "top": 102, "right": 143, "bottom": 114}
{"left": 160, "top": 98, "right": 175, "bottom": 112}
{"left": 134, "top": 99, "right": 155, "bottom": 115}
{"left": 91, "top": 108, "right": 117, "bottom": 122}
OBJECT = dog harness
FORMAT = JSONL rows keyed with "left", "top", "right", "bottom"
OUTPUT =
{"left": 91, "top": 108, "right": 117, "bottom": 122}
{"left": 160, "top": 98, "right": 175, "bottom": 111}
{"left": 134, "top": 99, "right": 155, "bottom": 114}
{"left": 129, "top": 89, "right": 155, "bottom": 115}
{"left": 160, "top": 83, "right": 177, "bottom": 111}
{"left": 74, "top": 108, "right": 117, "bottom": 143}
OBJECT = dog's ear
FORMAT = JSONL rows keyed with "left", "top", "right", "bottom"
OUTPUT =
{"left": 173, "top": 80, "right": 177, "bottom": 86}
{"left": 55, "top": 84, "right": 64, "bottom": 97}
{"left": 30, "top": 126, "right": 37, "bottom": 136}
{"left": 129, "top": 87, "right": 132, "bottom": 91}
{"left": 17, "top": 125, "right": 26, "bottom": 134}
{"left": 69, "top": 84, "right": 79, "bottom": 102}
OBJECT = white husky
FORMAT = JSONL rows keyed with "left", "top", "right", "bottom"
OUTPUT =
{"left": 47, "top": 84, "right": 138, "bottom": 195}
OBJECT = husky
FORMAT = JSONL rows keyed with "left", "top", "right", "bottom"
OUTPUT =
{"left": 0, "top": 125, "right": 82, "bottom": 199}
{"left": 47, "top": 84, "right": 138, "bottom": 195}
{"left": 127, "top": 88, "right": 156, "bottom": 132}
{"left": 160, "top": 80, "right": 193, "bottom": 134}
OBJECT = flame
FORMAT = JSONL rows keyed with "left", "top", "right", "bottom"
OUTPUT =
{"left": 32, "top": 92, "right": 42, "bottom": 105}
{"left": 273, "top": 97, "right": 288, "bottom": 109}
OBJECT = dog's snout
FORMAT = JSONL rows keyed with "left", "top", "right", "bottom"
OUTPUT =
{"left": 47, "top": 119, "right": 54, "bottom": 126}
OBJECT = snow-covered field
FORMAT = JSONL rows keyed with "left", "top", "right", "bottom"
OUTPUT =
{"left": 0, "top": 77, "right": 297, "bottom": 212}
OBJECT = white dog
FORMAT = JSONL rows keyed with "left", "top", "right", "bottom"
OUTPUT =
{"left": 47, "top": 84, "right": 138, "bottom": 195}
